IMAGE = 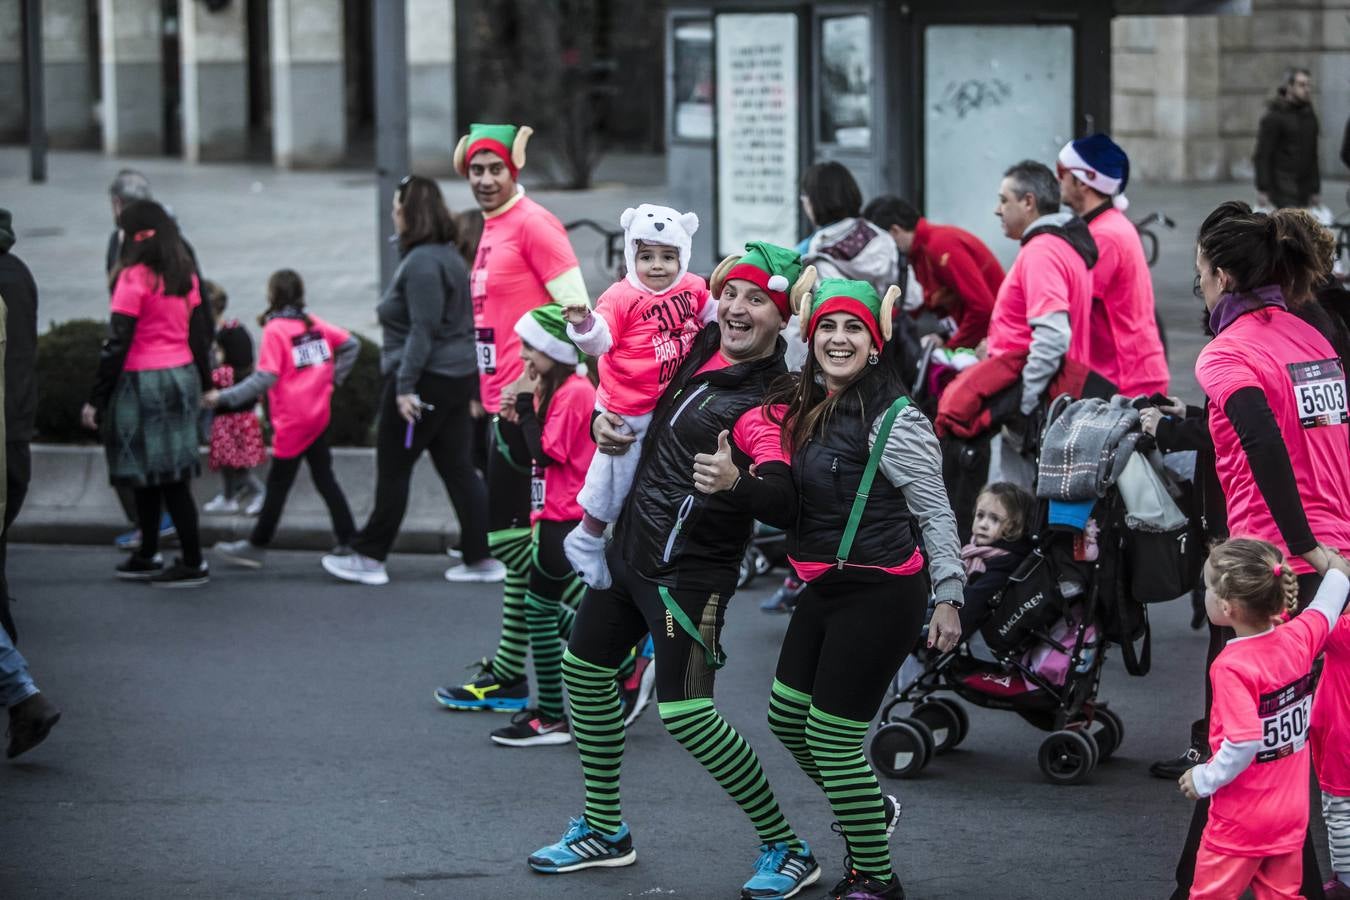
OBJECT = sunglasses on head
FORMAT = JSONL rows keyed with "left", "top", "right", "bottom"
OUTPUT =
{"left": 1055, "top": 162, "right": 1096, "bottom": 181}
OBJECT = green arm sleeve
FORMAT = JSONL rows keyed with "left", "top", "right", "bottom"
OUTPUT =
{"left": 545, "top": 266, "right": 591, "bottom": 309}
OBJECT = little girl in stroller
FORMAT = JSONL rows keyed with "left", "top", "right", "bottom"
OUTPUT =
{"left": 958, "top": 482, "right": 1036, "bottom": 636}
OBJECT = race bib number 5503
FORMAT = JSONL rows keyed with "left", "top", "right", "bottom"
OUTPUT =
{"left": 1287, "top": 357, "right": 1348, "bottom": 428}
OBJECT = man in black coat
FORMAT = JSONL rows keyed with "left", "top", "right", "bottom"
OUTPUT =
{"left": 1255, "top": 68, "right": 1321, "bottom": 209}
{"left": 0, "top": 208, "right": 38, "bottom": 645}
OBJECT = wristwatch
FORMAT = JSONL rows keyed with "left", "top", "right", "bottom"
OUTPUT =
{"left": 936, "top": 595, "right": 965, "bottom": 610}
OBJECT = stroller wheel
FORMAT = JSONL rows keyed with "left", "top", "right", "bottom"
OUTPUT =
{"left": 1088, "top": 707, "right": 1124, "bottom": 761}
{"left": 913, "top": 701, "right": 962, "bottom": 755}
{"left": 752, "top": 548, "right": 772, "bottom": 576}
{"left": 929, "top": 698, "right": 970, "bottom": 748}
{"left": 871, "top": 721, "right": 930, "bottom": 779}
{"left": 1037, "top": 730, "right": 1097, "bottom": 785}
{"left": 880, "top": 697, "right": 910, "bottom": 724}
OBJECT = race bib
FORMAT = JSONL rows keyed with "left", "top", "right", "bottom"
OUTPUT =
{"left": 1287, "top": 358, "right": 1348, "bottom": 428}
{"left": 476, "top": 327, "right": 497, "bottom": 374}
{"left": 530, "top": 464, "right": 546, "bottom": 513}
{"left": 1256, "top": 672, "right": 1315, "bottom": 763}
{"left": 290, "top": 331, "right": 331, "bottom": 369}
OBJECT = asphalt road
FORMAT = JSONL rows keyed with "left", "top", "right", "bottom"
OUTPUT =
{"left": 6, "top": 544, "right": 1330, "bottom": 899}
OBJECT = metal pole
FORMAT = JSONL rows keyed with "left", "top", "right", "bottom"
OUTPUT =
{"left": 373, "top": 0, "right": 409, "bottom": 291}
{"left": 24, "top": 0, "right": 47, "bottom": 183}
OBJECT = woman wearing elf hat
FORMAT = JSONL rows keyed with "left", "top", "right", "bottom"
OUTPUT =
{"left": 750, "top": 275, "right": 965, "bottom": 899}
{"left": 529, "top": 242, "right": 824, "bottom": 900}
{"left": 477, "top": 304, "right": 596, "bottom": 747}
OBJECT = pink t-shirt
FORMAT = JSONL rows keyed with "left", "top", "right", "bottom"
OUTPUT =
{"left": 690, "top": 357, "right": 790, "bottom": 467}
{"left": 985, "top": 232, "right": 1092, "bottom": 364}
{"left": 593, "top": 272, "right": 713, "bottom": 416}
{"left": 531, "top": 374, "right": 597, "bottom": 524}
{"left": 1196, "top": 308, "right": 1350, "bottom": 574}
{"left": 471, "top": 194, "right": 579, "bottom": 410}
{"left": 1204, "top": 610, "right": 1330, "bottom": 857}
{"left": 1312, "top": 616, "right": 1350, "bottom": 795}
{"left": 110, "top": 264, "right": 201, "bottom": 371}
{"left": 257, "top": 314, "right": 351, "bottom": 459}
{"left": 1085, "top": 208, "right": 1170, "bottom": 396}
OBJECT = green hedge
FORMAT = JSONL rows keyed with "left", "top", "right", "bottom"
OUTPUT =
{"left": 34, "top": 319, "right": 383, "bottom": 447}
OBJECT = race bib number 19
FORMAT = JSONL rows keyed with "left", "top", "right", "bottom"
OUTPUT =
{"left": 1287, "top": 358, "right": 1348, "bottom": 428}
{"left": 1256, "top": 672, "right": 1315, "bottom": 763}
{"left": 476, "top": 327, "right": 497, "bottom": 374}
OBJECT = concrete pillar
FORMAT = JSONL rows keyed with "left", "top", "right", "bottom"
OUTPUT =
{"left": 407, "top": 0, "right": 456, "bottom": 175}
{"left": 43, "top": 0, "right": 97, "bottom": 148}
{"left": 270, "top": 0, "right": 346, "bottom": 167}
{"left": 180, "top": 0, "right": 248, "bottom": 161}
{"left": 0, "top": 0, "right": 23, "bottom": 142}
{"left": 99, "top": 0, "right": 163, "bottom": 156}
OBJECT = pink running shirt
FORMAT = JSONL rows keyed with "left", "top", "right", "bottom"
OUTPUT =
{"left": 531, "top": 374, "right": 597, "bottom": 524}
{"left": 257, "top": 314, "right": 351, "bottom": 459}
{"left": 1196, "top": 308, "right": 1350, "bottom": 573}
{"left": 1312, "top": 617, "right": 1350, "bottom": 795}
{"left": 471, "top": 194, "right": 580, "bottom": 411}
{"left": 593, "top": 272, "right": 713, "bottom": 416}
{"left": 110, "top": 264, "right": 201, "bottom": 371}
{"left": 1204, "top": 610, "right": 1331, "bottom": 857}
{"left": 985, "top": 232, "right": 1093, "bottom": 364}
{"left": 1084, "top": 207, "right": 1170, "bottom": 396}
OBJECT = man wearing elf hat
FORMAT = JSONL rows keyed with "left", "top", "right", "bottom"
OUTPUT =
{"left": 433, "top": 124, "right": 591, "bottom": 710}
{"left": 529, "top": 242, "right": 823, "bottom": 900}
{"left": 1057, "top": 133, "right": 1170, "bottom": 397}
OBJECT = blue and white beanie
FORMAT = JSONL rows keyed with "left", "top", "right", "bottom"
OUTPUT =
{"left": 1058, "top": 133, "right": 1130, "bottom": 211}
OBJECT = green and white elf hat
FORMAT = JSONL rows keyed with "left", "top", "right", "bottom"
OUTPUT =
{"left": 793, "top": 275, "right": 901, "bottom": 348}
{"left": 453, "top": 123, "right": 533, "bottom": 178}
{"left": 709, "top": 241, "right": 808, "bottom": 320}
{"left": 515, "top": 304, "right": 580, "bottom": 365}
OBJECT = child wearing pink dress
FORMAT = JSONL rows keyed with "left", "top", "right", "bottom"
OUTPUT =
{"left": 560, "top": 204, "right": 715, "bottom": 589}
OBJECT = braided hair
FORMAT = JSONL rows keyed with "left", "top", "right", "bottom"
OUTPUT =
{"left": 1207, "top": 538, "right": 1299, "bottom": 623}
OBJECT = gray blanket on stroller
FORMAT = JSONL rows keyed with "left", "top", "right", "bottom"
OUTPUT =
{"left": 1036, "top": 396, "right": 1141, "bottom": 501}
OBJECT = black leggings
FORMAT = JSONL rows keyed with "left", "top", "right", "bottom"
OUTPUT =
{"left": 485, "top": 416, "right": 532, "bottom": 533}
{"left": 774, "top": 572, "right": 929, "bottom": 722}
{"left": 566, "top": 545, "right": 728, "bottom": 703}
{"left": 352, "top": 373, "right": 488, "bottom": 562}
{"left": 250, "top": 432, "right": 355, "bottom": 547}
{"left": 136, "top": 480, "right": 201, "bottom": 567}
{"left": 1171, "top": 573, "right": 1326, "bottom": 900}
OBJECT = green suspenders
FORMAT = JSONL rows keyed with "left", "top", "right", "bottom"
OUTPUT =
{"left": 835, "top": 396, "right": 909, "bottom": 570}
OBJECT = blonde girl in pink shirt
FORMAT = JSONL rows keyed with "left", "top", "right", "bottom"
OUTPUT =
{"left": 560, "top": 204, "right": 715, "bottom": 589}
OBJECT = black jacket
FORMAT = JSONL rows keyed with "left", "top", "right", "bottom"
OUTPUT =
{"left": 1254, "top": 93, "right": 1321, "bottom": 206}
{"left": 0, "top": 248, "right": 38, "bottom": 443}
{"left": 615, "top": 324, "right": 789, "bottom": 593}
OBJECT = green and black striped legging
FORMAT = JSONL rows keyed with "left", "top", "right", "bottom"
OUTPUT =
{"left": 768, "top": 571, "right": 928, "bottom": 884}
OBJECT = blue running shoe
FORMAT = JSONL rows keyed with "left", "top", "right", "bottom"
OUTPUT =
{"left": 113, "top": 527, "right": 142, "bottom": 551}
{"left": 158, "top": 512, "right": 177, "bottom": 538}
{"left": 528, "top": 817, "right": 636, "bottom": 873}
{"left": 741, "top": 841, "right": 820, "bottom": 899}
{"left": 760, "top": 580, "right": 803, "bottom": 614}
{"left": 434, "top": 658, "right": 529, "bottom": 711}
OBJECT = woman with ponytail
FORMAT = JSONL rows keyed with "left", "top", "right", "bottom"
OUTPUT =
{"left": 1179, "top": 539, "right": 1350, "bottom": 899}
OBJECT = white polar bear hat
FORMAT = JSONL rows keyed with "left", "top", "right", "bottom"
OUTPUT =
{"left": 619, "top": 203, "right": 700, "bottom": 296}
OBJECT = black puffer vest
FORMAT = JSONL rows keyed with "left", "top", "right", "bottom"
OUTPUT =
{"left": 787, "top": 398, "right": 918, "bottom": 577}
{"left": 615, "top": 324, "right": 787, "bottom": 593}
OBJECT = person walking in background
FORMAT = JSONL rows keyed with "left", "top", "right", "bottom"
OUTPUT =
{"left": 0, "top": 208, "right": 37, "bottom": 644}
{"left": 863, "top": 195, "right": 1004, "bottom": 351}
{"left": 1057, "top": 133, "right": 1170, "bottom": 396}
{"left": 82, "top": 200, "right": 213, "bottom": 588}
{"left": 200, "top": 281, "right": 266, "bottom": 515}
{"left": 1255, "top": 67, "right": 1321, "bottom": 210}
{"left": 207, "top": 270, "right": 359, "bottom": 569}
{"left": 321, "top": 176, "right": 490, "bottom": 587}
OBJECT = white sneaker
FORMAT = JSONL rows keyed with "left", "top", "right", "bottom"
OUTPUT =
{"left": 214, "top": 539, "right": 265, "bottom": 569}
{"left": 322, "top": 552, "right": 389, "bottom": 586}
{"left": 444, "top": 558, "right": 508, "bottom": 583}
{"left": 244, "top": 490, "right": 266, "bottom": 516}
{"left": 563, "top": 524, "right": 611, "bottom": 590}
{"left": 202, "top": 493, "right": 240, "bottom": 514}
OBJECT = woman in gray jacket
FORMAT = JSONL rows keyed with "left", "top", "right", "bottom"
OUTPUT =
{"left": 323, "top": 176, "right": 494, "bottom": 586}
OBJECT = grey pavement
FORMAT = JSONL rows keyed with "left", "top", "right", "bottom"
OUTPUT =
{"left": 2, "top": 544, "right": 1331, "bottom": 899}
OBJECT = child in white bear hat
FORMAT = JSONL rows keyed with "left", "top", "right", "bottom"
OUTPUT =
{"left": 561, "top": 203, "right": 715, "bottom": 589}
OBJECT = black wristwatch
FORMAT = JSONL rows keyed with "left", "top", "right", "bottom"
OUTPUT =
{"left": 936, "top": 596, "right": 965, "bottom": 610}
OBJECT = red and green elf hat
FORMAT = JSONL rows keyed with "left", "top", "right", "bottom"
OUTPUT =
{"left": 453, "top": 123, "right": 534, "bottom": 178}
{"left": 792, "top": 273, "right": 901, "bottom": 349}
{"left": 709, "top": 241, "right": 805, "bottom": 320}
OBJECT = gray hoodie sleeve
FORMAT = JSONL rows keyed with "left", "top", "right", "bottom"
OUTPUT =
{"left": 397, "top": 250, "right": 445, "bottom": 395}
{"left": 332, "top": 335, "right": 360, "bottom": 387}
{"left": 215, "top": 370, "right": 277, "bottom": 411}
{"left": 870, "top": 404, "right": 966, "bottom": 604}
{"left": 1020, "top": 310, "right": 1070, "bottom": 414}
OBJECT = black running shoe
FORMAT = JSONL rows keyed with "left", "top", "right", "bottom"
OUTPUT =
{"left": 148, "top": 557, "right": 209, "bottom": 588}
{"left": 1149, "top": 746, "right": 1206, "bottom": 780}
{"left": 434, "top": 658, "right": 529, "bottom": 711}
{"left": 830, "top": 869, "right": 905, "bottom": 899}
{"left": 116, "top": 552, "right": 164, "bottom": 580}
{"left": 490, "top": 709, "right": 571, "bottom": 747}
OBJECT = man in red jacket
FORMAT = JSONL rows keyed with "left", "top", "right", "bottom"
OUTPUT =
{"left": 1057, "top": 133, "right": 1170, "bottom": 396}
{"left": 864, "top": 195, "right": 1004, "bottom": 350}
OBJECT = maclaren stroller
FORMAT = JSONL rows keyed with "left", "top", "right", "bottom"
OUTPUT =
{"left": 870, "top": 396, "right": 1193, "bottom": 785}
